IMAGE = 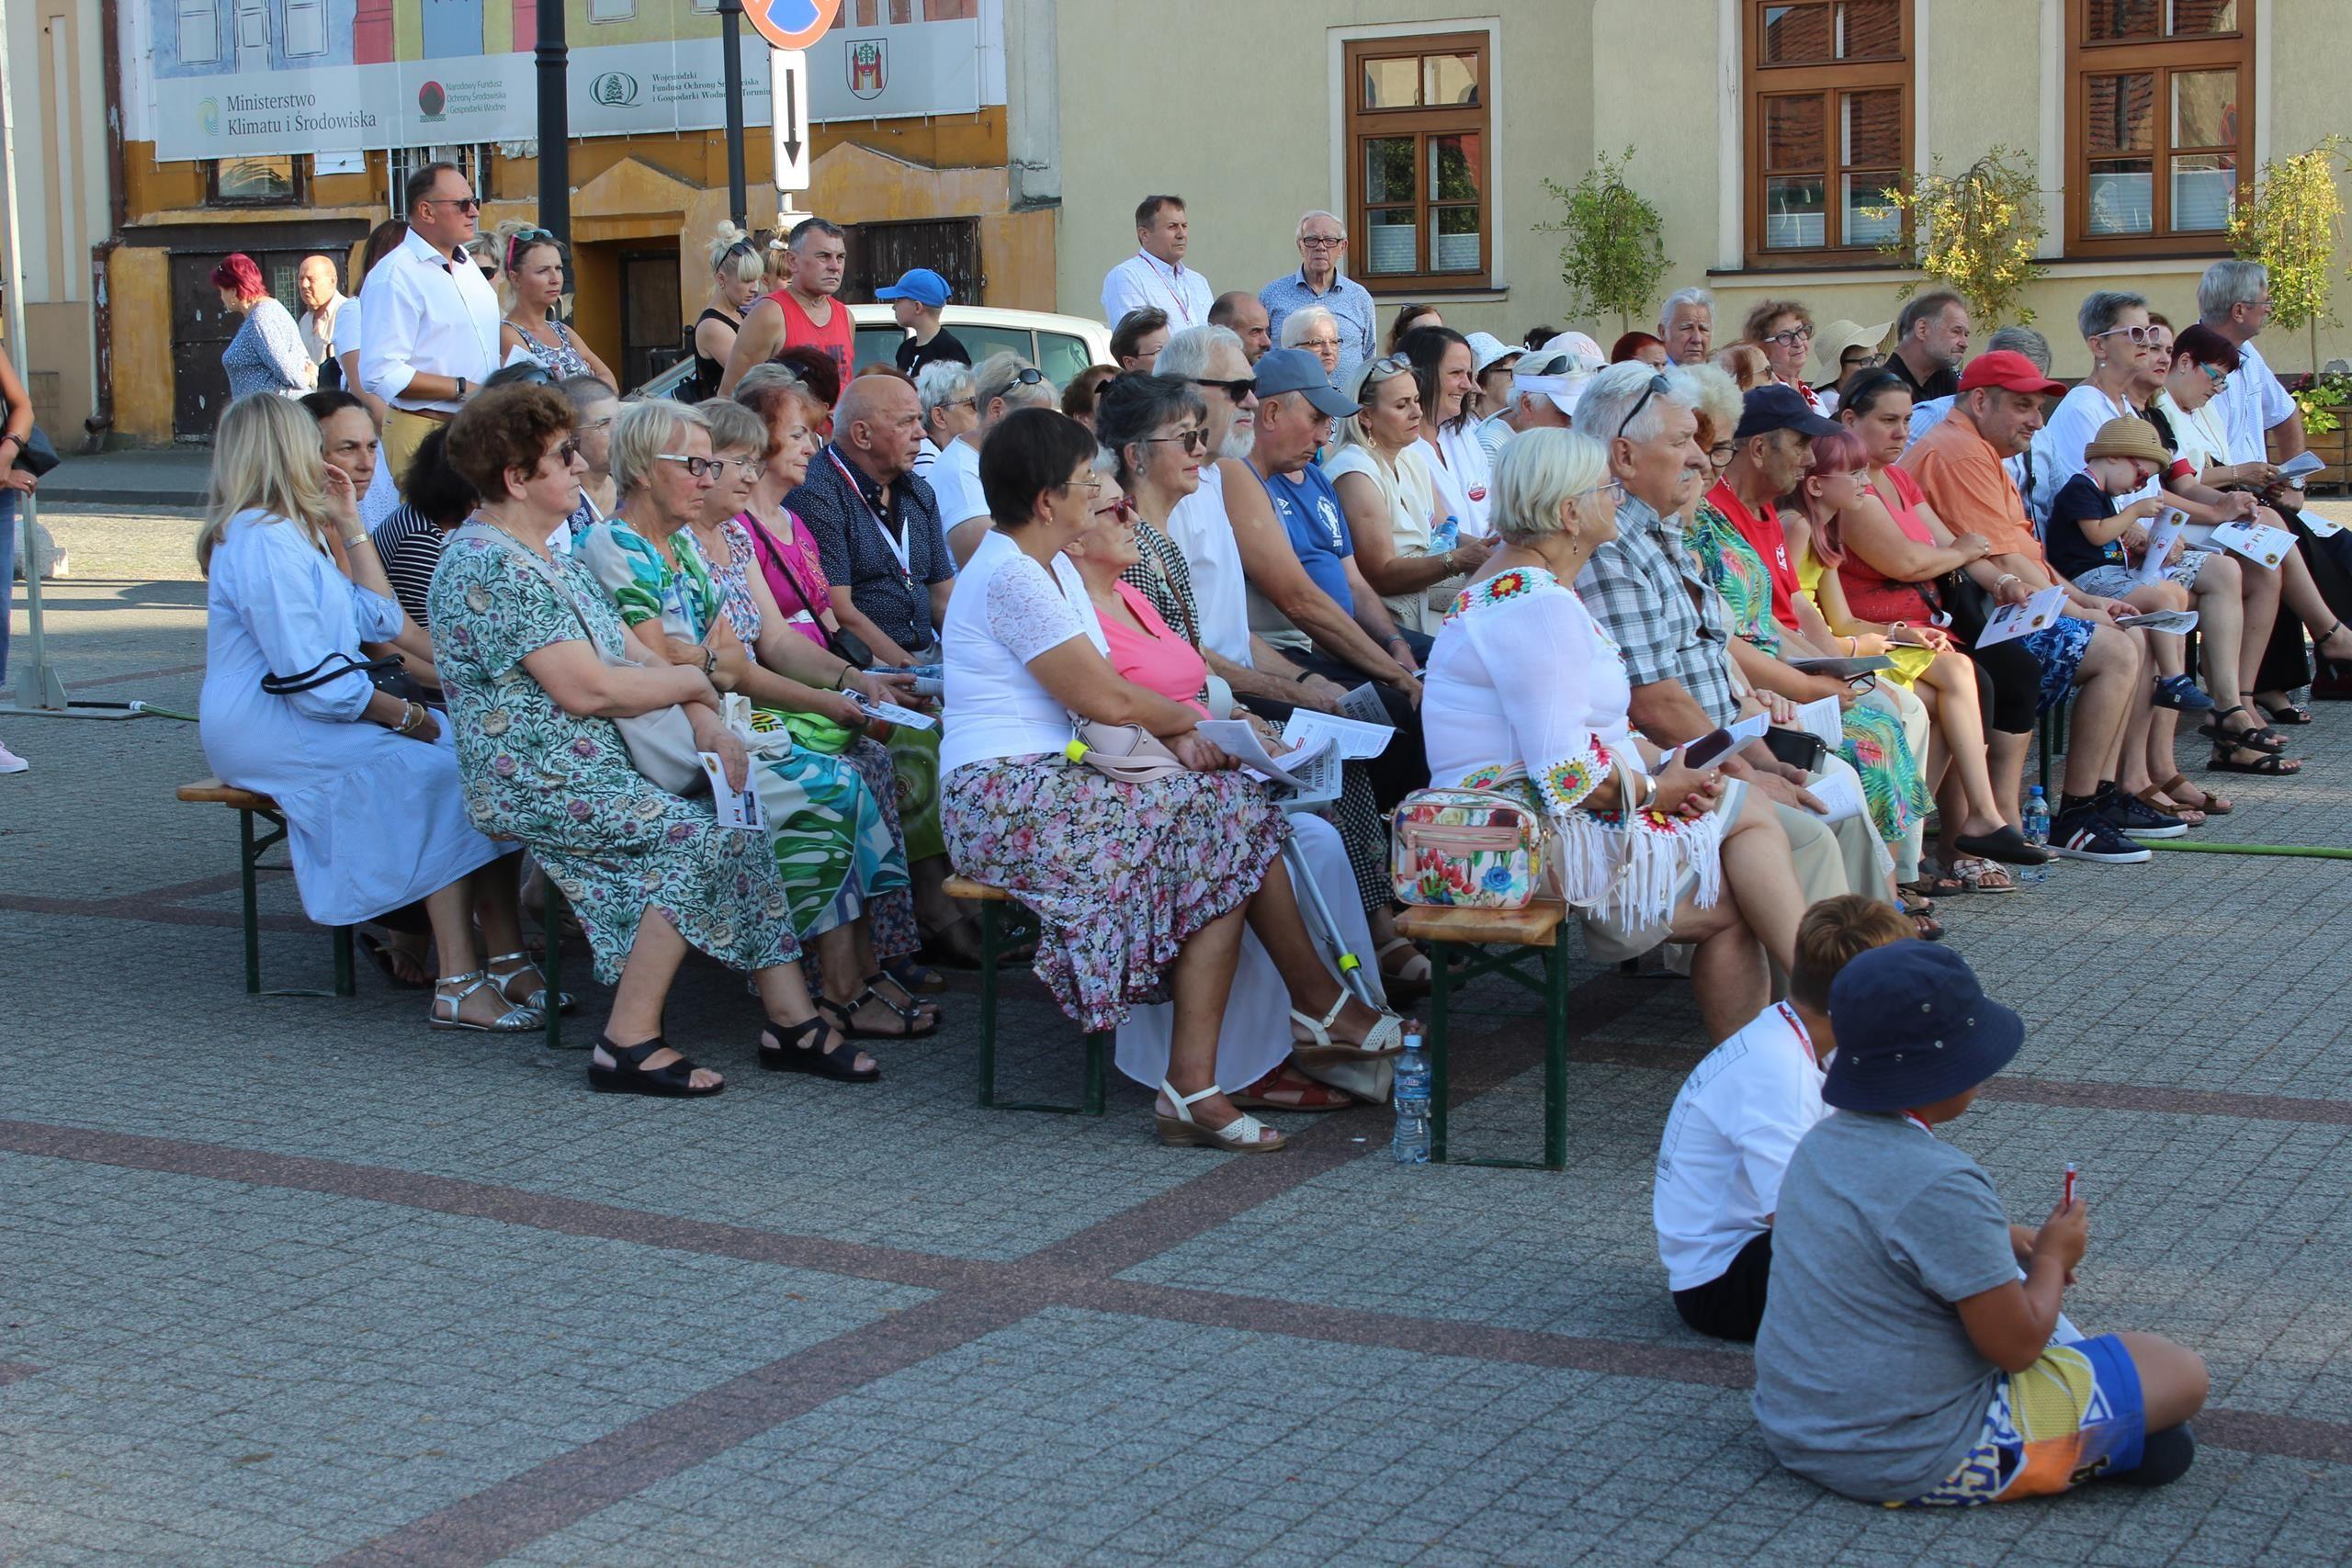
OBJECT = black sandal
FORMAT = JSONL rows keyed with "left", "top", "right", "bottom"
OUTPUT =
{"left": 817, "top": 990, "right": 933, "bottom": 1043}
{"left": 587, "top": 1035, "right": 724, "bottom": 1098}
{"left": 761, "top": 1013, "right": 880, "bottom": 1081}
{"left": 860, "top": 971, "right": 941, "bottom": 1035}
{"left": 2198, "top": 705, "right": 2284, "bottom": 754}
{"left": 2209, "top": 743, "right": 2301, "bottom": 775}
{"left": 357, "top": 931, "right": 434, "bottom": 990}
{"left": 2251, "top": 692, "right": 2314, "bottom": 727}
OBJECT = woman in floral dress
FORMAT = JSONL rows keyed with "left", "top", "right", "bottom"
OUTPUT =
{"left": 575, "top": 400, "right": 920, "bottom": 1050}
{"left": 431, "top": 384, "right": 862, "bottom": 1094}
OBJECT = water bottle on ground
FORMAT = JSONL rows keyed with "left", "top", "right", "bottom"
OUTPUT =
{"left": 1392, "top": 1031, "right": 1431, "bottom": 1164}
{"left": 2018, "top": 787, "right": 2052, "bottom": 885}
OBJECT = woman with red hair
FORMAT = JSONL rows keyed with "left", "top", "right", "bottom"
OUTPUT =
{"left": 214, "top": 253, "right": 313, "bottom": 401}
{"left": 1609, "top": 331, "right": 1670, "bottom": 368}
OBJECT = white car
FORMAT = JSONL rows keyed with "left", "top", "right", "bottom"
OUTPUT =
{"left": 639, "top": 304, "right": 1112, "bottom": 399}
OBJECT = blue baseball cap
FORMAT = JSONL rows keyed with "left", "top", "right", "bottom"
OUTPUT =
{"left": 876, "top": 267, "right": 951, "bottom": 308}
{"left": 1821, "top": 942, "right": 2024, "bottom": 1112}
{"left": 1250, "top": 348, "right": 1359, "bottom": 419}
{"left": 1733, "top": 382, "right": 1842, "bottom": 442}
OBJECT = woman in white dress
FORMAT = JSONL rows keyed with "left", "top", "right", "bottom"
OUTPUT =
{"left": 1322, "top": 355, "right": 1492, "bottom": 637}
{"left": 197, "top": 392, "right": 543, "bottom": 1032}
{"left": 1421, "top": 429, "right": 1809, "bottom": 1045}
{"left": 1396, "top": 324, "right": 1497, "bottom": 541}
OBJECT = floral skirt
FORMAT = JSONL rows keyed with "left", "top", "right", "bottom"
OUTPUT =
{"left": 1838, "top": 699, "right": 1931, "bottom": 848}
{"left": 943, "top": 755, "right": 1288, "bottom": 1033}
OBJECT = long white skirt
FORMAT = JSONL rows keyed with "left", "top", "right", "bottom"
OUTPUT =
{"left": 1114, "top": 814, "right": 1383, "bottom": 1093}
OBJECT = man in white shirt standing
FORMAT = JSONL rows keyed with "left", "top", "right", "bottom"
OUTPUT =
{"left": 1102, "top": 195, "right": 1213, "bottom": 332}
{"left": 1657, "top": 287, "right": 1714, "bottom": 367}
{"left": 295, "top": 255, "right": 347, "bottom": 391}
{"left": 358, "top": 162, "right": 501, "bottom": 488}
{"left": 2198, "top": 258, "right": 2352, "bottom": 704}
{"left": 1653, "top": 897, "right": 1914, "bottom": 1342}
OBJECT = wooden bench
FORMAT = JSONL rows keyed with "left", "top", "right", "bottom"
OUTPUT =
{"left": 1392, "top": 899, "right": 1576, "bottom": 1170}
{"left": 944, "top": 874, "right": 1108, "bottom": 1115}
{"left": 176, "top": 777, "right": 355, "bottom": 999}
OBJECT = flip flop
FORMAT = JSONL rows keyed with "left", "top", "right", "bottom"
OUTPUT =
{"left": 357, "top": 931, "right": 434, "bottom": 990}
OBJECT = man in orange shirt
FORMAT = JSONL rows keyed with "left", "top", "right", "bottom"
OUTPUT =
{"left": 1905, "top": 351, "right": 2169, "bottom": 863}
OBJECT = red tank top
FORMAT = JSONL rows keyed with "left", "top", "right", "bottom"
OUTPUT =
{"left": 1838, "top": 462, "right": 1940, "bottom": 625}
{"left": 772, "top": 288, "right": 855, "bottom": 383}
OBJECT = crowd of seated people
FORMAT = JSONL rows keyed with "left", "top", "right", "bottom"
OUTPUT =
{"left": 207, "top": 237, "right": 2352, "bottom": 1502}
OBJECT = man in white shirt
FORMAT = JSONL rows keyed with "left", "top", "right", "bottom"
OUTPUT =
{"left": 936, "top": 352, "right": 1059, "bottom": 566}
{"left": 2195, "top": 258, "right": 2352, "bottom": 703}
{"left": 358, "top": 162, "right": 501, "bottom": 486}
{"left": 1654, "top": 897, "right": 1913, "bottom": 1342}
{"left": 295, "top": 255, "right": 347, "bottom": 390}
{"left": 1102, "top": 195, "right": 1214, "bottom": 332}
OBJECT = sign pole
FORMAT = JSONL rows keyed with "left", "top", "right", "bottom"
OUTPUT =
{"left": 535, "top": 0, "right": 571, "bottom": 246}
{"left": 770, "top": 47, "right": 810, "bottom": 220}
{"left": 719, "top": 0, "right": 750, "bottom": 231}
{"left": 0, "top": 14, "right": 66, "bottom": 714}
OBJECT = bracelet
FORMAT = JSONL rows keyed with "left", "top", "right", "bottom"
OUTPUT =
{"left": 1295, "top": 670, "right": 1313, "bottom": 684}
{"left": 342, "top": 534, "right": 369, "bottom": 550}
{"left": 833, "top": 666, "right": 851, "bottom": 691}
{"left": 701, "top": 646, "right": 718, "bottom": 677}
{"left": 1994, "top": 572, "right": 2021, "bottom": 589}
{"left": 394, "top": 701, "right": 424, "bottom": 735}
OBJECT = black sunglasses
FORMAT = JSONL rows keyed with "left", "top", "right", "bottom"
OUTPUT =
{"left": 1616, "top": 372, "right": 1673, "bottom": 439}
{"left": 1187, "top": 375, "right": 1255, "bottom": 401}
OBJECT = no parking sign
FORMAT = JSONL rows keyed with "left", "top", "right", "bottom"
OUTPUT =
{"left": 744, "top": 0, "right": 842, "bottom": 51}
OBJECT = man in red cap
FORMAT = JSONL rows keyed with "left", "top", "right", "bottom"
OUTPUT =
{"left": 1905, "top": 352, "right": 2161, "bottom": 864}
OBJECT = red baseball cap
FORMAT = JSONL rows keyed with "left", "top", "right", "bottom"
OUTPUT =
{"left": 1957, "top": 349, "right": 2065, "bottom": 397}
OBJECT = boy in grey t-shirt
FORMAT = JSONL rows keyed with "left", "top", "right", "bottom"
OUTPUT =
{"left": 1753, "top": 942, "right": 2208, "bottom": 1506}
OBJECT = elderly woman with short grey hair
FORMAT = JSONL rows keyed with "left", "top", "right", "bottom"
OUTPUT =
{"left": 913, "top": 358, "right": 978, "bottom": 478}
{"left": 1281, "top": 305, "right": 1344, "bottom": 377}
{"left": 1421, "top": 427, "right": 1804, "bottom": 1043}
{"left": 937, "top": 351, "right": 1060, "bottom": 563}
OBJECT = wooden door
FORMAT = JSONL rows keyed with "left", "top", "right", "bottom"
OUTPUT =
{"left": 617, "top": 248, "right": 684, "bottom": 394}
{"left": 843, "top": 217, "right": 981, "bottom": 307}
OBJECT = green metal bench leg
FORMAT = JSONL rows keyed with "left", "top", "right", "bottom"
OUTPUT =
{"left": 976, "top": 897, "right": 1002, "bottom": 1108}
{"left": 1428, "top": 937, "right": 1453, "bottom": 1164}
{"left": 1543, "top": 926, "right": 1569, "bottom": 1171}
{"left": 332, "top": 926, "right": 356, "bottom": 998}
{"left": 1083, "top": 1031, "right": 1109, "bottom": 1114}
{"left": 239, "top": 807, "right": 264, "bottom": 996}
{"left": 540, "top": 879, "right": 569, "bottom": 1050}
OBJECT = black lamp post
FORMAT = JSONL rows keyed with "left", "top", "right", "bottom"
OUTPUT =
{"left": 536, "top": 0, "right": 570, "bottom": 244}
{"left": 718, "top": 0, "right": 750, "bottom": 231}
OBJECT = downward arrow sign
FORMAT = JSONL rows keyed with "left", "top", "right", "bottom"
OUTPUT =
{"left": 783, "top": 70, "right": 801, "bottom": 165}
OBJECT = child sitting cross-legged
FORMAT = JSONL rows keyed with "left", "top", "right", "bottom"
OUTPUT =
{"left": 1653, "top": 894, "right": 1915, "bottom": 1343}
{"left": 1753, "top": 942, "right": 2209, "bottom": 1506}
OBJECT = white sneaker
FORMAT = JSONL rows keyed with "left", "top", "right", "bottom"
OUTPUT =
{"left": 0, "top": 739, "right": 25, "bottom": 774}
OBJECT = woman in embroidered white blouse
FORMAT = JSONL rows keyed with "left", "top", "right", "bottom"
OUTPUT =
{"left": 1422, "top": 429, "right": 1808, "bottom": 1043}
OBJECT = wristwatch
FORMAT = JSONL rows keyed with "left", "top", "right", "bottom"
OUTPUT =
{"left": 454, "top": 377, "right": 469, "bottom": 400}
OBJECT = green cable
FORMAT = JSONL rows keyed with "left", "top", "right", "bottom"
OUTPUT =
{"left": 2144, "top": 840, "right": 2352, "bottom": 861}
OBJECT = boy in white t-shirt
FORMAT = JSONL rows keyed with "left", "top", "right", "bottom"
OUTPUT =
{"left": 1654, "top": 895, "right": 1914, "bottom": 1341}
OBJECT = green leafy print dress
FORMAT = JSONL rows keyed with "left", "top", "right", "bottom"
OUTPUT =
{"left": 426, "top": 525, "right": 797, "bottom": 985}
{"left": 1685, "top": 502, "right": 1928, "bottom": 849}
{"left": 574, "top": 516, "right": 906, "bottom": 941}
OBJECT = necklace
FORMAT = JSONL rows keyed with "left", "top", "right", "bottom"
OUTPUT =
{"left": 476, "top": 506, "right": 549, "bottom": 558}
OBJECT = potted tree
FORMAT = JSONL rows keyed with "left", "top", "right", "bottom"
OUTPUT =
{"left": 1536, "top": 149, "right": 1669, "bottom": 338}
{"left": 2230, "top": 137, "right": 2352, "bottom": 488}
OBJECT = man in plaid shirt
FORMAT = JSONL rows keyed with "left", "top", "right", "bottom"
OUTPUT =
{"left": 1572, "top": 362, "right": 1897, "bottom": 912}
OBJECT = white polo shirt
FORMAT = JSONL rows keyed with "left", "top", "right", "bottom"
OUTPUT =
{"left": 2209, "top": 334, "right": 2298, "bottom": 467}
{"left": 1162, "top": 464, "right": 1252, "bottom": 668}
{"left": 1654, "top": 1002, "right": 1830, "bottom": 1291}
{"left": 1102, "top": 250, "right": 1214, "bottom": 331}
{"left": 928, "top": 434, "right": 988, "bottom": 532}
{"left": 357, "top": 229, "right": 502, "bottom": 414}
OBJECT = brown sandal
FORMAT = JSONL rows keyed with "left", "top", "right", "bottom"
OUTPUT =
{"left": 2136, "top": 786, "right": 2204, "bottom": 829}
{"left": 1231, "top": 1065, "right": 1360, "bottom": 1112}
{"left": 2157, "top": 773, "right": 2230, "bottom": 815}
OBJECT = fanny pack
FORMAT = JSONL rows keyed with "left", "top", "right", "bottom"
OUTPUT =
{"left": 1065, "top": 720, "right": 1188, "bottom": 784}
{"left": 1390, "top": 787, "right": 1545, "bottom": 908}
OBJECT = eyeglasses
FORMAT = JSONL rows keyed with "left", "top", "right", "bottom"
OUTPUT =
{"left": 1300, "top": 335, "right": 1341, "bottom": 351}
{"left": 1616, "top": 372, "right": 1673, "bottom": 438}
{"left": 1706, "top": 441, "right": 1736, "bottom": 465}
{"left": 576, "top": 415, "right": 614, "bottom": 432}
{"left": 1187, "top": 376, "right": 1255, "bottom": 401}
{"left": 1060, "top": 473, "right": 1105, "bottom": 497}
{"left": 1367, "top": 354, "right": 1411, "bottom": 380}
{"left": 654, "top": 454, "right": 720, "bottom": 478}
{"left": 1762, "top": 325, "right": 1814, "bottom": 348}
{"left": 1571, "top": 478, "right": 1627, "bottom": 506}
{"left": 1298, "top": 235, "right": 1345, "bottom": 249}
{"left": 1142, "top": 428, "right": 1210, "bottom": 454}
{"left": 2092, "top": 324, "right": 2158, "bottom": 347}
{"left": 720, "top": 240, "right": 758, "bottom": 262}
{"left": 558, "top": 439, "right": 583, "bottom": 466}
{"left": 934, "top": 397, "right": 977, "bottom": 412}
{"left": 423, "top": 195, "right": 481, "bottom": 212}
{"left": 718, "top": 456, "right": 766, "bottom": 480}
{"left": 2199, "top": 364, "right": 2230, "bottom": 389}
{"left": 506, "top": 225, "right": 556, "bottom": 267}
{"left": 1094, "top": 495, "right": 1135, "bottom": 523}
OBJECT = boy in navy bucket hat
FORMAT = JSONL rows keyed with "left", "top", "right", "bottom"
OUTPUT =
{"left": 1752, "top": 942, "right": 2208, "bottom": 1506}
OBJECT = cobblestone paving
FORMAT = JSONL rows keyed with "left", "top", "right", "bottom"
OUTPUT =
{"left": 5, "top": 508, "right": 2351, "bottom": 1564}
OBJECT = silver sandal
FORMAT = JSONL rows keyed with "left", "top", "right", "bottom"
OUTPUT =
{"left": 487, "top": 951, "right": 573, "bottom": 1015}
{"left": 431, "top": 969, "right": 545, "bottom": 1032}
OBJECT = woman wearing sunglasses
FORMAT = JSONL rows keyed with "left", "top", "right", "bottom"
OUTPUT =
{"left": 1324, "top": 354, "right": 1492, "bottom": 637}
{"left": 494, "top": 222, "right": 615, "bottom": 389}
{"left": 572, "top": 400, "right": 916, "bottom": 1071}
{"left": 689, "top": 222, "right": 768, "bottom": 404}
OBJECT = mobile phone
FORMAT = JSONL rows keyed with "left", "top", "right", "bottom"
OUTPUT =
{"left": 1682, "top": 727, "right": 1740, "bottom": 770}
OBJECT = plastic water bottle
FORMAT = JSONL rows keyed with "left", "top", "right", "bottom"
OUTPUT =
{"left": 1431, "top": 515, "right": 1460, "bottom": 558}
{"left": 2018, "top": 787, "right": 2052, "bottom": 885}
{"left": 1391, "top": 1032, "right": 1431, "bottom": 1164}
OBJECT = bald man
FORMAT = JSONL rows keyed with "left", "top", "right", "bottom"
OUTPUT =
{"left": 781, "top": 372, "right": 954, "bottom": 667}
{"left": 1209, "top": 291, "right": 1273, "bottom": 363}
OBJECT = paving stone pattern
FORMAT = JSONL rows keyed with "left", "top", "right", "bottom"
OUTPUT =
{"left": 5, "top": 509, "right": 2352, "bottom": 1564}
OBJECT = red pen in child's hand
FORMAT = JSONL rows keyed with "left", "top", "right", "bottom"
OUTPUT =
{"left": 2064, "top": 1163, "right": 2078, "bottom": 1206}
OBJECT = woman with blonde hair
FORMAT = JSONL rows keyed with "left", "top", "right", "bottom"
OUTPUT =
{"left": 198, "top": 392, "right": 541, "bottom": 1032}
{"left": 691, "top": 221, "right": 769, "bottom": 402}
{"left": 1323, "top": 353, "right": 1492, "bottom": 636}
{"left": 1422, "top": 428, "right": 1806, "bottom": 1043}
{"left": 493, "top": 222, "right": 616, "bottom": 387}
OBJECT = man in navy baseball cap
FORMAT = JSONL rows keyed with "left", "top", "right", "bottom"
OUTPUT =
{"left": 1709, "top": 382, "right": 1846, "bottom": 631}
{"left": 877, "top": 267, "right": 970, "bottom": 377}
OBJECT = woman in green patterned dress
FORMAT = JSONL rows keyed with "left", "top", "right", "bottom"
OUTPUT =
{"left": 431, "top": 385, "right": 867, "bottom": 1094}
{"left": 576, "top": 400, "right": 923, "bottom": 1049}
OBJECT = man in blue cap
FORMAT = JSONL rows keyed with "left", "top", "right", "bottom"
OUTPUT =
{"left": 877, "top": 267, "right": 969, "bottom": 378}
{"left": 1753, "top": 942, "right": 2207, "bottom": 1507}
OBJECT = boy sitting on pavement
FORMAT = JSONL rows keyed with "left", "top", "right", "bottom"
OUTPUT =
{"left": 1753, "top": 942, "right": 2208, "bottom": 1506}
{"left": 1654, "top": 895, "right": 1913, "bottom": 1342}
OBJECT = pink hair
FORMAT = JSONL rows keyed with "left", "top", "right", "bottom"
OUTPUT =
{"left": 1796, "top": 428, "right": 1871, "bottom": 566}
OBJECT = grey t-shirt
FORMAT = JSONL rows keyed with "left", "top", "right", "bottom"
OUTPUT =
{"left": 1752, "top": 1111, "right": 2022, "bottom": 1500}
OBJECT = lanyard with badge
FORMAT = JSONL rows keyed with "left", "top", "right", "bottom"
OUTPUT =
{"left": 1778, "top": 1002, "right": 1817, "bottom": 1069}
{"left": 826, "top": 446, "right": 917, "bottom": 590}
{"left": 1137, "top": 251, "right": 1194, "bottom": 324}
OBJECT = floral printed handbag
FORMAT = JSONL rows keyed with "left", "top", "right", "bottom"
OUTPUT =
{"left": 1389, "top": 788, "right": 1546, "bottom": 908}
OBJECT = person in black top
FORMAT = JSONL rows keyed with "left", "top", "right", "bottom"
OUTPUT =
{"left": 2044, "top": 415, "right": 2212, "bottom": 715}
{"left": 878, "top": 267, "right": 969, "bottom": 378}
{"left": 690, "top": 222, "right": 767, "bottom": 401}
{"left": 1885, "top": 289, "right": 1969, "bottom": 403}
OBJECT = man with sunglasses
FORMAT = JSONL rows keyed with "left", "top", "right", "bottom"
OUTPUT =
{"left": 358, "top": 162, "right": 501, "bottom": 487}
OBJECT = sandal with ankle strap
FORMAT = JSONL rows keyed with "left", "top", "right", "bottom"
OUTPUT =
{"left": 488, "top": 951, "right": 575, "bottom": 1015}
{"left": 429, "top": 970, "right": 544, "bottom": 1032}
{"left": 817, "top": 988, "right": 933, "bottom": 1042}
{"left": 761, "top": 1012, "right": 880, "bottom": 1081}
{"left": 1287, "top": 993, "right": 1406, "bottom": 1066}
{"left": 859, "top": 970, "right": 941, "bottom": 1034}
{"left": 1156, "top": 1079, "right": 1285, "bottom": 1152}
{"left": 2157, "top": 773, "right": 2229, "bottom": 815}
{"left": 2197, "top": 706, "right": 2283, "bottom": 755}
{"left": 588, "top": 1034, "right": 723, "bottom": 1097}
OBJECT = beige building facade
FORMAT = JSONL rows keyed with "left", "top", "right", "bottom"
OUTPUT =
{"left": 1051, "top": 0, "right": 2352, "bottom": 379}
